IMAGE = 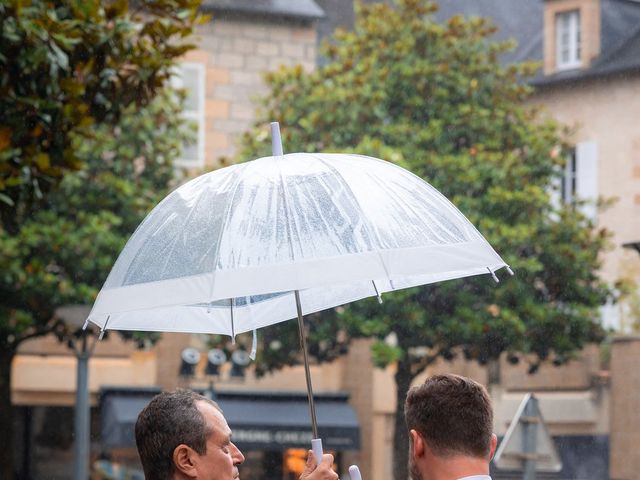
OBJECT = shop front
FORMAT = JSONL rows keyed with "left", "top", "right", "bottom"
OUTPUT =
{"left": 99, "top": 388, "right": 360, "bottom": 480}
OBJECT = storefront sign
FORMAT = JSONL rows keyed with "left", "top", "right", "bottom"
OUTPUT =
{"left": 232, "top": 427, "right": 357, "bottom": 450}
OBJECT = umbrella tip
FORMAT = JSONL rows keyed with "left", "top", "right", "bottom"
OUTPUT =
{"left": 506, "top": 265, "right": 515, "bottom": 276}
{"left": 487, "top": 267, "right": 500, "bottom": 283}
{"left": 98, "top": 315, "right": 111, "bottom": 341}
{"left": 270, "top": 122, "right": 284, "bottom": 156}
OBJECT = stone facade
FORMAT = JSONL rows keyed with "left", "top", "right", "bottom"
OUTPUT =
{"left": 531, "top": 74, "right": 640, "bottom": 328}
{"left": 609, "top": 336, "right": 640, "bottom": 480}
{"left": 543, "top": 0, "right": 601, "bottom": 74}
{"left": 182, "top": 16, "right": 317, "bottom": 168}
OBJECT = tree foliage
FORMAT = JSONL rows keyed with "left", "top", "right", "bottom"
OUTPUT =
{"left": 0, "top": 85, "right": 194, "bottom": 478}
{"left": 0, "top": 2, "right": 201, "bottom": 476}
{"left": 239, "top": 2, "right": 611, "bottom": 479}
{"left": 0, "top": 0, "right": 201, "bottom": 208}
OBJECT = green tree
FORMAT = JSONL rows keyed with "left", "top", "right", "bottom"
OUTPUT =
{"left": 0, "top": 0, "right": 201, "bottom": 206}
{"left": 240, "top": 2, "right": 610, "bottom": 479}
{"left": 0, "top": 2, "right": 201, "bottom": 475}
{"left": 0, "top": 87, "right": 194, "bottom": 479}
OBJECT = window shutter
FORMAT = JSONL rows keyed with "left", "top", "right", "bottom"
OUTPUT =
{"left": 173, "top": 63, "right": 206, "bottom": 168}
{"left": 575, "top": 141, "right": 598, "bottom": 220}
{"left": 549, "top": 167, "right": 562, "bottom": 213}
{"left": 600, "top": 295, "right": 620, "bottom": 331}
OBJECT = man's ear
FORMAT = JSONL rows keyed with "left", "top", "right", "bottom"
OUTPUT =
{"left": 488, "top": 434, "right": 498, "bottom": 461}
{"left": 173, "top": 444, "right": 198, "bottom": 478}
{"left": 409, "top": 429, "right": 425, "bottom": 458}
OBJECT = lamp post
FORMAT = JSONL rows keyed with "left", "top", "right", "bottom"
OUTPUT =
{"left": 56, "top": 305, "right": 95, "bottom": 480}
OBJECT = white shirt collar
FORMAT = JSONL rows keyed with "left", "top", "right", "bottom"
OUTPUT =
{"left": 457, "top": 476, "right": 492, "bottom": 480}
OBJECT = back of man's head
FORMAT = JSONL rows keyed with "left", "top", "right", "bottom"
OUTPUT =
{"left": 135, "top": 389, "right": 220, "bottom": 480}
{"left": 405, "top": 374, "right": 493, "bottom": 459}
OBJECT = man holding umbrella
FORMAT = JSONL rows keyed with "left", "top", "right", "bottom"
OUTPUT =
{"left": 135, "top": 389, "right": 339, "bottom": 480}
{"left": 404, "top": 374, "right": 498, "bottom": 480}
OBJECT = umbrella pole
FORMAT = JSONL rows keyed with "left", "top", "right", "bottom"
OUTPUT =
{"left": 272, "top": 123, "right": 322, "bottom": 460}
{"left": 294, "top": 290, "right": 321, "bottom": 439}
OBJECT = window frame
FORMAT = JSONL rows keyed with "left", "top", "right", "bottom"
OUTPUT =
{"left": 555, "top": 9, "right": 581, "bottom": 70}
{"left": 561, "top": 148, "right": 577, "bottom": 205}
{"left": 172, "top": 62, "right": 206, "bottom": 168}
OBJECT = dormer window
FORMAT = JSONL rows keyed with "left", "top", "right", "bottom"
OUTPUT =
{"left": 556, "top": 10, "right": 581, "bottom": 69}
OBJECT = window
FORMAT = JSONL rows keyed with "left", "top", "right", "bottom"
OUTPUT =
{"left": 556, "top": 10, "right": 581, "bottom": 69}
{"left": 561, "top": 142, "right": 598, "bottom": 219}
{"left": 562, "top": 149, "right": 577, "bottom": 204}
{"left": 172, "top": 63, "right": 205, "bottom": 168}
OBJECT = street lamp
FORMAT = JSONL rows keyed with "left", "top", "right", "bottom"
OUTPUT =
{"left": 230, "top": 349, "right": 251, "bottom": 379}
{"left": 179, "top": 348, "right": 201, "bottom": 377}
{"left": 178, "top": 347, "right": 248, "bottom": 399}
{"left": 55, "top": 305, "right": 94, "bottom": 480}
{"left": 205, "top": 348, "right": 227, "bottom": 376}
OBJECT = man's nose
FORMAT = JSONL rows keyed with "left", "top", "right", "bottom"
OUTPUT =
{"left": 231, "top": 442, "right": 245, "bottom": 465}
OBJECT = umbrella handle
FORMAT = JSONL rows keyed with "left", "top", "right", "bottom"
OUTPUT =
{"left": 311, "top": 438, "right": 323, "bottom": 466}
{"left": 349, "top": 465, "right": 363, "bottom": 480}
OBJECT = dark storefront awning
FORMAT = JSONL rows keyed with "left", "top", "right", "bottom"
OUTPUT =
{"left": 100, "top": 388, "right": 360, "bottom": 451}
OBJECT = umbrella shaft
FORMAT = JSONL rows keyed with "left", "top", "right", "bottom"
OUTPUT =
{"left": 295, "top": 290, "right": 319, "bottom": 439}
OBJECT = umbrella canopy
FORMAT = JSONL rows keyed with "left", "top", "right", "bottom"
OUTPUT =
{"left": 88, "top": 150, "right": 508, "bottom": 336}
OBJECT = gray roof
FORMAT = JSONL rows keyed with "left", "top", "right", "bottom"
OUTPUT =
{"left": 315, "top": 0, "right": 356, "bottom": 46}
{"left": 433, "top": 0, "right": 640, "bottom": 85}
{"left": 202, "top": 0, "right": 325, "bottom": 20}
{"left": 433, "top": 0, "right": 543, "bottom": 66}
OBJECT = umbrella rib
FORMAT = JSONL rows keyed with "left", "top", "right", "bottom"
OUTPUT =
{"left": 209, "top": 163, "right": 251, "bottom": 332}
{"left": 310, "top": 153, "right": 395, "bottom": 289}
{"left": 274, "top": 155, "right": 302, "bottom": 262}
{"left": 366, "top": 173, "right": 454, "bottom": 244}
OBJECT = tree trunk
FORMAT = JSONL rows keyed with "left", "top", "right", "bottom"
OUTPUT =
{"left": 0, "top": 347, "right": 16, "bottom": 479}
{"left": 393, "top": 359, "right": 414, "bottom": 480}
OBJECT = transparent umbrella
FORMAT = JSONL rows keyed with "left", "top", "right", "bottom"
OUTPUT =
{"left": 87, "top": 122, "right": 511, "bottom": 460}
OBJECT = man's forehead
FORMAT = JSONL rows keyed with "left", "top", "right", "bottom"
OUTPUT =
{"left": 196, "top": 400, "right": 231, "bottom": 436}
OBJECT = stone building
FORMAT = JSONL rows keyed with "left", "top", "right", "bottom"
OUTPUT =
{"left": 11, "top": 1, "right": 640, "bottom": 479}
{"left": 433, "top": 1, "right": 640, "bottom": 479}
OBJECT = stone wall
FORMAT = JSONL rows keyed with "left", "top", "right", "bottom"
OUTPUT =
{"left": 183, "top": 16, "right": 318, "bottom": 168}
{"left": 531, "top": 74, "right": 640, "bottom": 329}
{"left": 609, "top": 335, "right": 640, "bottom": 479}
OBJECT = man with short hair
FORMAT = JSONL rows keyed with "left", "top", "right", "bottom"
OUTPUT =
{"left": 404, "top": 374, "right": 498, "bottom": 480}
{"left": 135, "top": 389, "right": 339, "bottom": 480}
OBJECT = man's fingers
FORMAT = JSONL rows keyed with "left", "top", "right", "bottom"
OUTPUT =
{"left": 319, "top": 454, "right": 338, "bottom": 480}
{"left": 319, "top": 453, "right": 334, "bottom": 468}
{"left": 303, "top": 450, "right": 317, "bottom": 472}
{"left": 300, "top": 451, "right": 338, "bottom": 480}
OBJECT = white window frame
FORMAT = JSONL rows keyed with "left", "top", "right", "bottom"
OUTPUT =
{"left": 559, "top": 142, "right": 598, "bottom": 220}
{"left": 561, "top": 149, "right": 577, "bottom": 205}
{"left": 172, "top": 62, "right": 206, "bottom": 168}
{"left": 555, "top": 10, "right": 581, "bottom": 70}
{"left": 575, "top": 141, "right": 598, "bottom": 220}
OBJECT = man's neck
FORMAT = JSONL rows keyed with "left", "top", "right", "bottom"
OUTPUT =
{"left": 421, "top": 455, "right": 490, "bottom": 480}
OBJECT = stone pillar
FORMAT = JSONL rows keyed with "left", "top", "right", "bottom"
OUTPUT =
{"left": 341, "top": 339, "right": 376, "bottom": 480}
{"left": 154, "top": 333, "right": 193, "bottom": 390}
{"left": 610, "top": 335, "right": 640, "bottom": 479}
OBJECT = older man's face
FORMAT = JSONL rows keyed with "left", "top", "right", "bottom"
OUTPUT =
{"left": 193, "top": 401, "right": 245, "bottom": 480}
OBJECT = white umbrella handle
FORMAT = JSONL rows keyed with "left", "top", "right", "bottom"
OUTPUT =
{"left": 311, "top": 438, "right": 323, "bottom": 466}
{"left": 349, "top": 465, "right": 363, "bottom": 480}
